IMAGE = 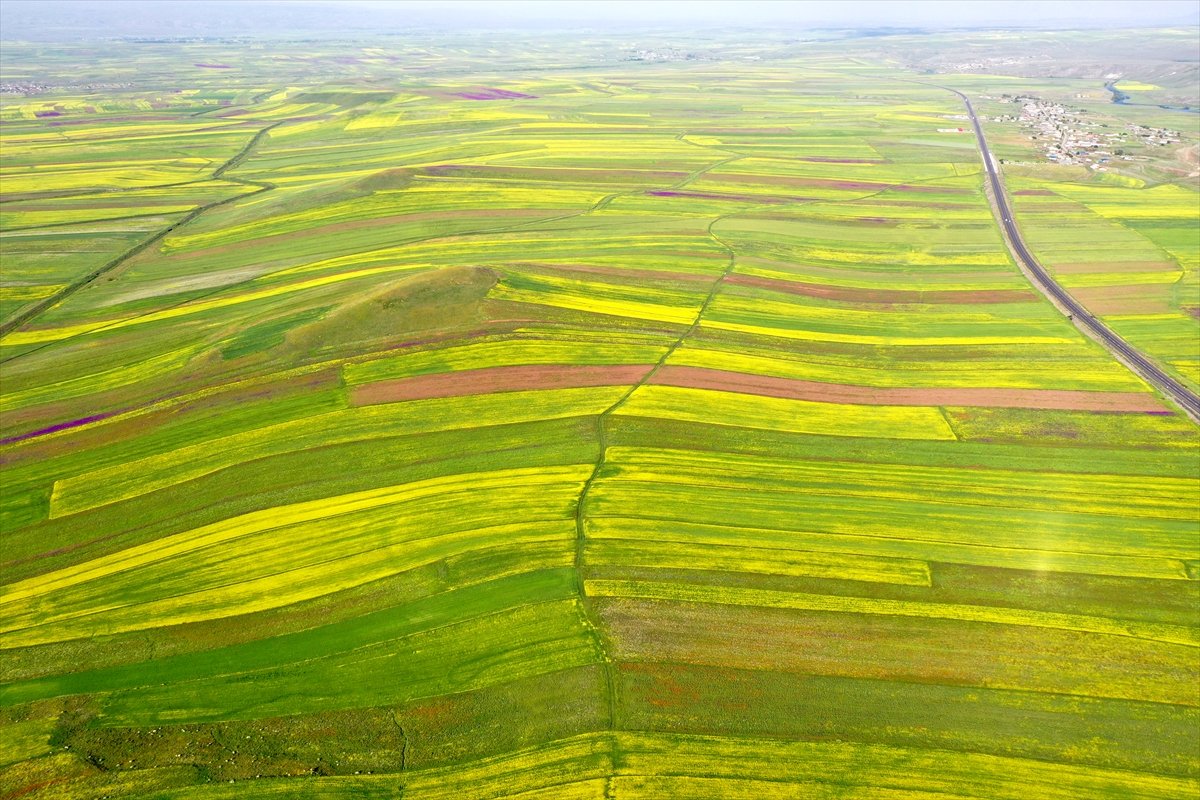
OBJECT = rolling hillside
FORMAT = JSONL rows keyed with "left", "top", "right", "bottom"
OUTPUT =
{"left": 1, "top": 34, "right": 1198, "bottom": 800}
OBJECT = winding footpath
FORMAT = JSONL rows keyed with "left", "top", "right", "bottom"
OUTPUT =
{"left": 948, "top": 87, "right": 1200, "bottom": 422}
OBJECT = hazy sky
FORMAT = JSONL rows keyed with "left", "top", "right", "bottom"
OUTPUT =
{"left": 343, "top": 0, "right": 1200, "bottom": 29}
{"left": 3, "top": 0, "right": 1199, "bottom": 38}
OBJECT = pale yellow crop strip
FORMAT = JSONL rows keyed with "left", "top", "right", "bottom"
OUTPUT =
{"left": 711, "top": 294, "right": 1040, "bottom": 329}
{"left": 2, "top": 206, "right": 197, "bottom": 227}
{"left": 9, "top": 490, "right": 572, "bottom": 632}
{"left": 342, "top": 336, "right": 671, "bottom": 385}
{"left": 0, "top": 358, "right": 338, "bottom": 452}
{"left": 595, "top": 484, "right": 1193, "bottom": 562}
{"left": 604, "top": 447, "right": 1200, "bottom": 517}
{"left": 47, "top": 387, "right": 626, "bottom": 516}
{"left": 611, "top": 776, "right": 968, "bottom": 799}
{"left": 0, "top": 344, "right": 203, "bottom": 413}
{"left": 0, "top": 154, "right": 214, "bottom": 174}
{"left": 733, "top": 262, "right": 1028, "bottom": 291}
{"left": 488, "top": 284, "right": 701, "bottom": 326}
{"left": 617, "top": 386, "right": 957, "bottom": 441}
{"left": 1, "top": 521, "right": 574, "bottom": 648}
{"left": 0, "top": 465, "right": 591, "bottom": 608}
{"left": 0, "top": 321, "right": 580, "bottom": 448}
{"left": 399, "top": 732, "right": 615, "bottom": 795}
{"left": 586, "top": 539, "right": 932, "bottom": 587}
{"left": 588, "top": 516, "right": 1189, "bottom": 581}
{"left": 614, "top": 732, "right": 1199, "bottom": 798}
{"left": 1106, "top": 312, "right": 1192, "bottom": 323}
{"left": 0, "top": 263, "right": 435, "bottom": 346}
{"left": 339, "top": 730, "right": 1200, "bottom": 798}
{"left": 584, "top": 579, "right": 1198, "bottom": 647}
{"left": 1060, "top": 271, "right": 1183, "bottom": 288}
{"left": 0, "top": 718, "right": 55, "bottom": 766}
{"left": 703, "top": 319, "right": 1076, "bottom": 346}
{"left": 0, "top": 285, "right": 66, "bottom": 301}
{"left": 164, "top": 184, "right": 605, "bottom": 250}
{"left": 668, "top": 345, "right": 1144, "bottom": 392}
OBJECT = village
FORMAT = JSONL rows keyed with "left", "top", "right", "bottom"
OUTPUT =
{"left": 0, "top": 80, "right": 132, "bottom": 95}
{"left": 988, "top": 94, "right": 1183, "bottom": 168}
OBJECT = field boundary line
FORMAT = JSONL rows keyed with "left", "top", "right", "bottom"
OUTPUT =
{"left": 0, "top": 209, "right": 239, "bottom": 234}
{"left": 0, "top": 121, "right": 284, "bottom": 341}
{"left": 0, "top": 176, "right": 649, "bottom": 365}
{"left": 571, "top": 167, "right": 746, "bottom": 733}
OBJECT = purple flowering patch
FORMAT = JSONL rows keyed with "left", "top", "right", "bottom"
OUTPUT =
{"left": 0, "top": 411, "right": 117, "bottom": 445}
{"left": 454, "top": 87, "right": 536, "bottom": 101}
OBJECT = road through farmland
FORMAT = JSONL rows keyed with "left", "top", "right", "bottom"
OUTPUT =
{"left": 949, "top": 87, "right": 1200, "bottom": 422}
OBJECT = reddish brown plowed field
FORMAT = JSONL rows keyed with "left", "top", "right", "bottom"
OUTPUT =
{"left": 725, "top": 274, "right": 1037, "bottom": 304}
{"left": 649, "top": 365, "right": 1169, "bottom": 412}
{"left": 1085, "top": 299, "right": 1174, "bottom": 315}
{"left": 1070, "top": 285, "right": 1173, "bottom": 315}
{"left": 351, "top": 363, "right": 650, "bottom": 405}
{"left": 1071, "top": 284, "right": 1171, "bottom": 301}
{"left": 1013, "top": 189, "right": 1057, "bottom": 196}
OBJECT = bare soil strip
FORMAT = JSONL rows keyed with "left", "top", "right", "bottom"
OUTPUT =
{"left": 350, "top": 364, "right": 651, "bottom": 405}
{"left": 650, "top": 365, "right": 1170, "bottom": 412}
{"left": 352, "top": 363, "right": 1168, "bottom": 412}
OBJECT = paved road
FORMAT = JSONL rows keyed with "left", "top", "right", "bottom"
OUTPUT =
{"left": 950, "top": 88, "right": 1200, "bottom": 422}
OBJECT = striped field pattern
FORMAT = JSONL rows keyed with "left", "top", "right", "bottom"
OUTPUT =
{"left": 1, "top": 37, "right": 1197, "bottom": 800}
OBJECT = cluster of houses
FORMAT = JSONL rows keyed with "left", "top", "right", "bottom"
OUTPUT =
{"left": 989, "top": 95, "right": 1182, "bottom": 169}
{"left": 1124, "top": 122, "right": 1184, "bottom": 148}
{"left": 944, "top": 57, "right": 1023, "bottom": 72}
{"left": 0, "top": 80, "right": 131, "bottom": 96}
{"left": 623, "top": 48, "right": 700, "bottom": 62}
{"left": 1, "top": 81, "right": 58, "bottom": 95}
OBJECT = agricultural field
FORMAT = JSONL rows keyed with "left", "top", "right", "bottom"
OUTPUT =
{"left": 1, "top": 26, "right": 1198, "bottom": 800}
{"left": 944, "top": 72, "right": 1200, "bottom": 393}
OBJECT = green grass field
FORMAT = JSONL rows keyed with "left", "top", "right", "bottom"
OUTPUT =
{"left": 1, "top": 28, "right": 1198, "bottom": 800}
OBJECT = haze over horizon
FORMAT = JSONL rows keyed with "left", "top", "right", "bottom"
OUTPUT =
{"left": 2, "top": 1, "right": 1198, "bottom": 796}
{"left": 2, "top": 0, "right": 1199, "bottom": 40}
